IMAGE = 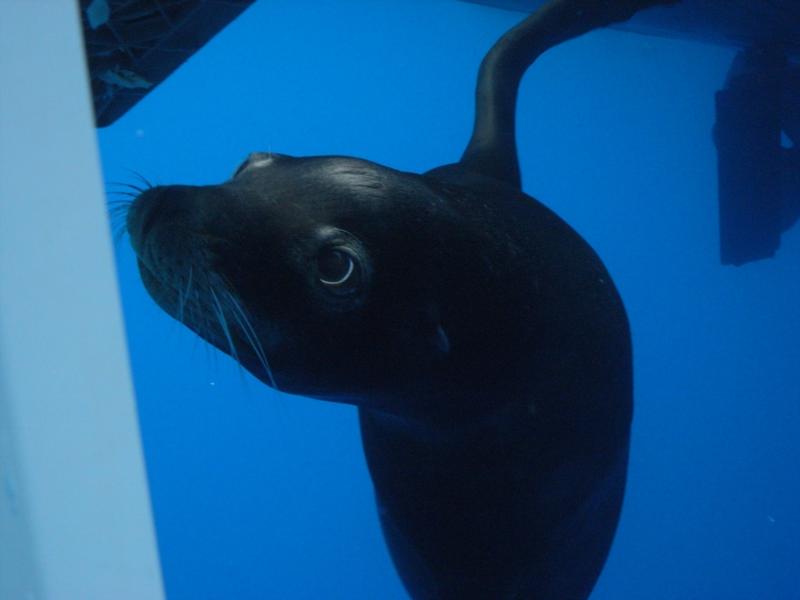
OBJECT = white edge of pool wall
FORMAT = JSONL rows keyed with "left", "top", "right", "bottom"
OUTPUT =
{"left": 0, "top": 2, "right": 165, "bottom": 599}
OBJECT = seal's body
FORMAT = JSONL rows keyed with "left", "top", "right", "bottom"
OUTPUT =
{"left": 127, "top": 1, "right": 674, "bottom": 597}
{"left": 357, "top": 163, "right": 632, "bottom": 599}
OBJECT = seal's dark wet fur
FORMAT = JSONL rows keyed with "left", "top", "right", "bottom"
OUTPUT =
{"left": 127, "top": 1, "right": 675, "bottom": 597}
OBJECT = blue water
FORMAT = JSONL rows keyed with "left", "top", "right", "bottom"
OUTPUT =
{"left": 97, "top": 1, "right": 800, "bottom": 598}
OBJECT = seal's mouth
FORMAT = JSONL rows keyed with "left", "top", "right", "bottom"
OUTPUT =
{"left": 139, "top": 254, "right": 280, "bottom": 390}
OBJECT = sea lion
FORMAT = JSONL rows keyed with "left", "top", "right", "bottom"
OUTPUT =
{"left": 126, "top": 0, "right": 675, "bottom": 598}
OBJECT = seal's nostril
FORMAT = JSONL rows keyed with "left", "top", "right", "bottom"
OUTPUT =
{"left": 127, "top": 187, "right": 167, "bottom": 253}
{"left": 139, "top": 196, "right": 165, "bottom": 240}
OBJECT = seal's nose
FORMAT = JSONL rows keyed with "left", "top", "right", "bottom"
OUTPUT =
{"left": 127, "top": 185, "right": 200, "bottom": 254}
{"left": 127, "top": 186, "right": 165, "bottom": 254}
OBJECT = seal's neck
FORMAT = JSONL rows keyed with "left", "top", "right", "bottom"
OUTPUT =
{"left": 358, "top": 396, "right": 534, "bottom": 448}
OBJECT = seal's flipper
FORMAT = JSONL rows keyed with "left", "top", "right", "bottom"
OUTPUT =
{"left": 460, "top": 0, "right": 679, "bottom": 189}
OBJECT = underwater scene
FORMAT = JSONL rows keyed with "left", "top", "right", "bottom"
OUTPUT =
{"left": 95, "top": 0, "right": 799, "bottom": 598}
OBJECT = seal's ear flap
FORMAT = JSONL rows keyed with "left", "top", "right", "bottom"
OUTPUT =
{"left": 418, "top": 305, "right": 450, "bottom": 359}
{"left": 415, "top": 320, "right": 450, "bottom": 362}
{"left": 391, "top": 304, "right": 450, "bottom": 361}
{"left": 431, "top": 324, "right": 450, "bottom": 356}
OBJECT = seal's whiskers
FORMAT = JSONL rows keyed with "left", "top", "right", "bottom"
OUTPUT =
{"left": 222, "top": 288, "right": 278, "bottom": 391}
{"left": 177, "top": 266, "right": 194, "bottom": 324}
{"left": 106, "top": 194, "right": 134, "bottom": 246}
{"left": 209, "top": 286, "right": 241, "bottom": 367}
{"left": 125, "top": 169, "right": 155, "bottom": 191}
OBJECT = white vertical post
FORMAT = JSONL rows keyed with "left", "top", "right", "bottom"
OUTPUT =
{"left": 0, "top": 2, "right": 165, "bottom": 599}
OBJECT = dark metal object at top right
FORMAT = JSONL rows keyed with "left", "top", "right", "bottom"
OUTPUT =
{"left": 461, "top": 0, "right": 800, "bottom": 59}
{"left": 715, "top": 48, "right": 799, "bottom": 266}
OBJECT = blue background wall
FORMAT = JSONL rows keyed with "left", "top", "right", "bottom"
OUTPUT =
{"left": 97, "top": 0, "right": 800, "bottom": 598}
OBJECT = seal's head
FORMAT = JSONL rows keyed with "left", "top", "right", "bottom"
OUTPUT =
{"left": 127, "top": 153, "right": 492, "bottom": 416}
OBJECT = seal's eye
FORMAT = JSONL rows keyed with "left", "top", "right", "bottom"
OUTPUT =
{"left": 317, "top": 249, "right": 356, "bottom": 287}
